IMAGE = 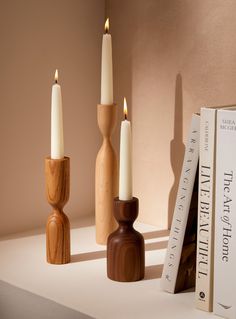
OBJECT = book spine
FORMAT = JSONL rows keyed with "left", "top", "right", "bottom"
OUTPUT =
{"left": 161, "top": 113, "right": 200, "bottom": 293}
{"left": 214, "top": 110, "right": 236, "bottom": 319}
{"left": 195, "top": 108, "right": 216, "bottom": 312}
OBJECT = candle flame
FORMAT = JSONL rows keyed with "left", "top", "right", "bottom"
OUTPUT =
{"left": 124, "top": 97, "right": 128, "bottom": 120}
{"left": 104, "top": 18, "right": 109, "bottom": 33}
{"left": 54, "top": 69, "right": 58, "bottom": 83}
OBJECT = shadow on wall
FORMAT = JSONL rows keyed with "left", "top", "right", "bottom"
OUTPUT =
{"left": 168, "top": 74, "right": 185, "bottom": 229}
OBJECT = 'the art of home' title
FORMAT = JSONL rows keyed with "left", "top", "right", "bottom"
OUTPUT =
{"left": 221, "top": 171, "right": 233, "bottom": 263}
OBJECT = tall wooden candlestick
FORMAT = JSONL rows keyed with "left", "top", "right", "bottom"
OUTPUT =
{"left": 95, "top": 104, "right": 118, "bottom": 245}
{"left": 45, "top": 156, "right": 70, "bottom": 264}
{"left": 107, "top": 197, "right": 145, "bottom": 282}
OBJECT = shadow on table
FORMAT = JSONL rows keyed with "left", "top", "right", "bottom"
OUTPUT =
{"left": 71, "top": 252, "right": 164, "bottom": 281}
{"left": 71, "top": 250, "right": 106, "bottom": 263}
{"left": 142, "top": 229, "right": 170, "bottom": 240}
{"left": 0, "top": 217, "right": 95, "bottom": 242}
{"left": 144, "top": 264, "right": 164, "bottom": 280}
{"left": 71, "top": 235, "right": 168, "bottom": 264}
{"left": 143, "top": 230, "right": 168, "bottom": 280}
{"left": 145, "top": 240, "right": 168, "bottom": 251}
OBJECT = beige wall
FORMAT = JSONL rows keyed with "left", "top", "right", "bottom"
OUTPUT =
{"left": 110, "top": 0, "right": 236, "bottom": 229}
{"left": 2, "top": 0, "right": 236, "bottom": 235}
{"left": 0, "top": 0, "right": 105, "bottom": 235}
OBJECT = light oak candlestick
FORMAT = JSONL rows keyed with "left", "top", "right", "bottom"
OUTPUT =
{"left": 45, "top": 156, "right": 70, "bottom": 264}
{"left": 107, "top": 197, "right": 145, "bottom": 282}
{"left": 95, "top": 104, "right": 118, "bottom": 245}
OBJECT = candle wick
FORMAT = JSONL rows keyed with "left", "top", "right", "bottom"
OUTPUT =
{"left": 125, "top": 113, "right": 127, "bottom": 120}
{"left": 55, "top": 79, "right": 58, "bottom": 84}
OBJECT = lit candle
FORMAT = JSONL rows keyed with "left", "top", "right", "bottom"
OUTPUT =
{"left": 119, "top": 98, "right": 132, "bottom": 200}
{"left": 101, "top": 18, "right": 113, "bottom": 105}
{"left": 51, "top": 69, "right": 64, "bottom": 159}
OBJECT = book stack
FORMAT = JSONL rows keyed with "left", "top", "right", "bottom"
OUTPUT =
{"left": 161, "top": 106, "right": 236, "bottom": 319}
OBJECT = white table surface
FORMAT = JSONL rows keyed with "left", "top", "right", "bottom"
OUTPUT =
{"left": 0, "top": 218, "right": 216, "bottom": 319}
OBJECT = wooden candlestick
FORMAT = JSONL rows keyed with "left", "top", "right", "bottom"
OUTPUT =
{"left": 95, "top": 104, "right": 118, "bottom": 245}
{"left": 45, "top": 156, "right": 70, "bottom": 264}
{"left": 107, "top": 197, "right": 145, "bottom": 282}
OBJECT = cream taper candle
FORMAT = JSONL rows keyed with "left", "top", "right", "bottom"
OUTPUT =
{"left": 51, "top": 69, "right": 64, "bottom": 159}
{"left": 119, "top": 98, "right": 132, "bottom": 200}
{"left": 101, "top": 18, "right": 113, "bottom": 105}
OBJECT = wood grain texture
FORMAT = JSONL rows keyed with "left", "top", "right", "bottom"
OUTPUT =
{"left": 45, "top": 157, "right": 70, "bottom": 264}
{"left": 107, "top": 197, "right": 145, "bottom": 282}
{"left": 95, "top": 104, "right": 118, "bottom": 245}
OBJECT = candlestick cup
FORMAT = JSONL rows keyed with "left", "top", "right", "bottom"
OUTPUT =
{"left": 45, "top": 156, "right": 70, "bottom": 264}
{"left": 107, "top": 197, "right": 145, "bottom": 282}
{"left": 95, "top": 104, "right": 118, "bottom": 245}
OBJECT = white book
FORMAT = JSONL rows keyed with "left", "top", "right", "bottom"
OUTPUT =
{"left": 214, "top": 109, "right": 236, "bottom": 319}
{"left": 161, "top": 113, "right": 200, "bottom": 293}
{"left": 196, "top": 105, "right": 236, "bottom": 312}
{"left": 195, "top": 107, "right": 216, "bottom": 312}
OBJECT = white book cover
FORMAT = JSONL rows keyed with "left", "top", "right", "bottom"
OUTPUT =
{"left": 195, "top": 107, "right": 216, "bottom": 312}
{"left": 161, "top": 113, "right": 200, "bottom": 293}
{"left": 214, "top": 109, "right": 236, "bottom": 319}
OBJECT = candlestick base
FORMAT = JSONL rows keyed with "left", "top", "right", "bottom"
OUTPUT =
{"left": 45, "top": 157, "right": 71, "bottom": 264}
{"left": 107, "top": 197, "right": 145, "bottom": 282}
{"left": 95, "top": 104, "right": 118, "bottom": 245}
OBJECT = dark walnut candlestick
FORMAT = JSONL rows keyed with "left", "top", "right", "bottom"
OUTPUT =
{"left": 107, "top": 197, "right": 145, "bottom": 282}
{"left": 45, "top": 156, "right": 70, "bottom": 264}
{"left": 95, "top": 104, "right": 118, "bottom": 245}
